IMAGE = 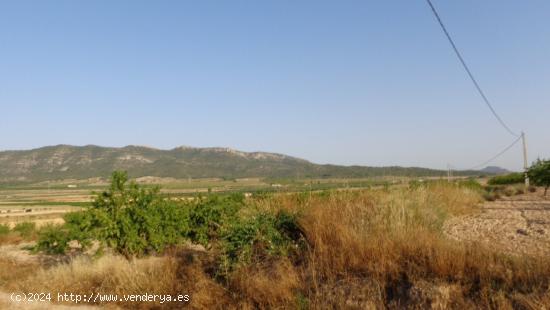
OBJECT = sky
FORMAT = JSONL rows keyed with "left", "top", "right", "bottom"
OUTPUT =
{"left": 1, "top": 0, "right": 549, "bottom": 171}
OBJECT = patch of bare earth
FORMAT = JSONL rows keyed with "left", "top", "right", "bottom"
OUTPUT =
{"left": 444, "top": 189, "right": 550, "bottom": 256}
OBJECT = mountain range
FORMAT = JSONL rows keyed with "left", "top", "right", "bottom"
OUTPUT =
{"left": 0, "top": 145, "right": 487, "bottom": 183}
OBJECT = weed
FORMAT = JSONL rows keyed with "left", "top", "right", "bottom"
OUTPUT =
{"left": 12, "top": 222, "right": 36, "bottom": 239}
{"left": 186, "top": 194, "right": 244, "bottom": 245}
{"left": 36, "top": 224, "right": 71, "bottom": 255}
{"left": 0, "top": 224, "right": 9, "bottom": 235}
{"left": 504, "top": 188, "right": 515, "bottom": 196}
{"left": 219, "top": 210, "right": 302, "bottom": 274}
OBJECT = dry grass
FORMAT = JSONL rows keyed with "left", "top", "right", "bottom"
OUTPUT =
{"left": 229, "top": 258, "right": 301, "bottom": 309}
{"left": 302, "top": 185, "right": 550, "bottom": 308}
{"left": 16, "top": 249, "right": 232, "bottom": 309}
{"left": 0, "top": 257, "right": 38, "bottom": 289}
{"left": 0, "top": 232, "right": 24, "bottom": 245}
{"left": 256, "top": 184, "right": 550, "bottom": 308}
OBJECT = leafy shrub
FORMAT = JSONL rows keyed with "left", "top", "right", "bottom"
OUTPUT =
{"left": 186, "top": 194, "right": 244, "bottom": 245}
{"left": 61, "top": 211, "right": 99, "bottom": 249}
{"left": 88, "top": 172, "right": 195, "bottom": 256}
{"left": 37, "top": 171, "right": 192, "bottom": 256}
{"left": 0, "top": 224, "right": 10, "bottom": 235}
{"left": 528, "top": 185, "right": 537, "bottom": 193}
{"left": 527, "top": 159, "right": 550, "bottom": 196}
{"left": 219, "top": 210, "right": 303, "bottom": 273}
{"left": 36, "top": 224, "right": 71, "bottom": 255}
{"left": 13, "top": 222, "right": 36, "bottom": 238}
{"left": 458, "top": 179, "right": 484, "bottom": 192}
{"left": 488, "top": 173, "right": 524, "bottom": 185}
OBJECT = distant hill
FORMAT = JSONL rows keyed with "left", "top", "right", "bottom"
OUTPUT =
{"left": 0, "top": 145, "right": 482, "bottom": 183}
{"left": 479, "top": 166, "right": 510, "bottom": 175}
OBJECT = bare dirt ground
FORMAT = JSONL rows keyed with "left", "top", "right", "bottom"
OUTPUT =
{"left": 444, "top": 188, "right": 550, "bottom": 257}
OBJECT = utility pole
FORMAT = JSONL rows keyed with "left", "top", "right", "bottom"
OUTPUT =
{"left": 521, "top": 132, "right": 529, "bottom": 187}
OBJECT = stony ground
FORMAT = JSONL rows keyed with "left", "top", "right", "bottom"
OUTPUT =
{"left": 444, "top": 188, "right": 550, "bottom": 257}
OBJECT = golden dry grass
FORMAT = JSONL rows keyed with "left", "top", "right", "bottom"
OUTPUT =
{"left": 15, "top": 249, "right": 233, "bottom": 309}
{"left": 229, "top": 258, "right": 301, "bottom": 309}
{"left": 0, "top": 232, "right": 24, "bottom": 245}
{"left": 0, "top": 257, "right": 38, "bottom": 289}
{"left": 255, "top": 184, "right": 550, "bottom": 308}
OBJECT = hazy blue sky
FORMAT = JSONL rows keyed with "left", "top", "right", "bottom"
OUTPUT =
{"left": 1, "top": 1, "right": 549, "bottom": 170}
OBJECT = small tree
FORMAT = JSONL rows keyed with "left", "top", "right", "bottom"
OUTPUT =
{"left": 37, "top": 171, "right": 191, "bottom": 256}
{"left": 527, "top": 159, "right": 550, "bottom": 196}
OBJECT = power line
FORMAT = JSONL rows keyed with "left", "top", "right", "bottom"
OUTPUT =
{"left": 466, "top": 135, "right": 522, "bottom": 171}
{"left": 425, "top": 0, "right": 519, "bottom": 137}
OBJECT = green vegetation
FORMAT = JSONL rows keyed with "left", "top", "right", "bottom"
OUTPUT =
{"left": 38, "top": 171, "right": 190, "bottom": 256}
{"left": 528, "top": 158, "right": 550, "bottom": 196}
{"left": 488, "top": 172, "right": 525, "bottom": 185}
{"left": 483, "top": 183, "right": 528, "bottom": 201}
{"left": 219, "top": 210, "right": 302, "bottom": 273}
{"left": 0, "top": 224, "right": 9, "bottom": 235}
{"left": 186, "top": 194, "right": 243, "bottom": 246}
{"left": 36, "top": 224, "right": 72, "bottom": 254}
{"left": 457, "top": 178, "right": 485, "bottom": 192}
{"left": 12, "top": 222, "right": 36, "bottom": 238}
{"left": 0, "top": 222, "right": 42, "bottom": 244}
{"left": 37, "top": 171, "right": 302, "bottom": 268}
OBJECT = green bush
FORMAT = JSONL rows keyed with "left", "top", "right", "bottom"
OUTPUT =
{"left": 37, "top": 171, "right": 192, "bottom": 256}
{"left": 0, "top": 224, "right": 10, "bottom": 235}
{"left": 87, "top": 172, "right": 195, "bottom": 256}
{"left": 35, "top": 171, "right": 302, "bottom": 268}
{"left": 13, "top": 222, "right": 36, "bottom": 238}
{"left": 488, "top": 173, "right": 524, "bottom": 185}
{"left": 458, "top": 179, "right": 484, "bottom": 192}
{"left": 219, "top": 210, "right": 303, "bottom": 273}
{"left": 527, "top": 159, "right": 550, "bottom": 196}
{"left": 186, "top": 194, "right": 244, "bottom": 245}
{"left": 36, "top": 224, "right": 71, "bottom": 255}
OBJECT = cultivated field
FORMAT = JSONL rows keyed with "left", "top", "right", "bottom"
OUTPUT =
{"left": 0, "top": 176, "right": 405, "bottom": 229}
{"left": 445, "top": 188, "right": 550, "bottom": 256}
